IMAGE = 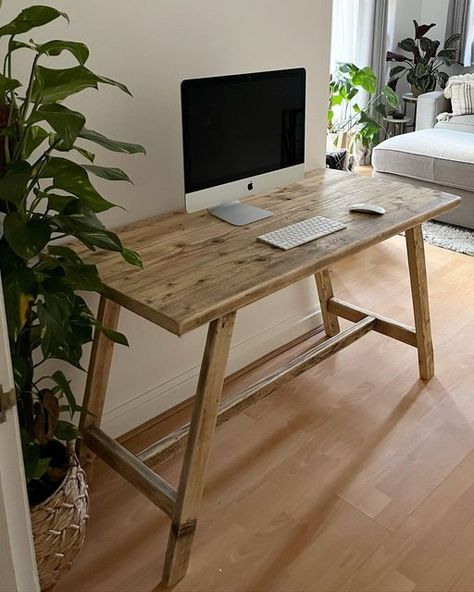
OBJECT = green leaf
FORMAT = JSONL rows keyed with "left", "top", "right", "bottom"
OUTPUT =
{"left": 0, "top": 6, "right": 68, "bottom": 37}
{"left": 390, "top": 65, "right": 405, "bottom": 78}
{"left": 0, "top": 161, "right": 33, "bottom": 205}
{"left": 444, "top": 34, "right": 461, "bottom": 49}
{"left": 102, "top": 328, "right": 129, "bottom": 346}
{"left": 398, "top": 38, "right": 417, "bottom": 53}
{"left": 48, "top": 245, "right": 83, "bottom": 264}
{"left": 54, "top": 420, "right": 80, "bottom": 442}
{"left": 51, "top": 370, "right": 77, "bottom": 418}
{"left": 37, "top": 284, "right": 84, "bottom": 366}
{"left": 37, "top": 40, "right": 90, "bottom": 65}
{"left": 22, "top": 126, "right": 50, "bottom": 158}
{"left": 79, "top": 127, "right": 146, "bottom": 154}
{"left": 0, "top": 74, "right": 21, "bottom": 101}
{"left": 31, "top": 104, "right": 85, "bottom": 149}
{"left": 3, "top": 267, "right": 37, "bottom": 341}
{"left": 382, "top": 85, "right": 400, "bottom": 109}
{"left": 64, "top": 262, "right": 103, "bottom": 291}
{"left": 41, "top": 157, "right": 115, "bottom": 212}
{"left": 352, "top": 66, "right": 377, "bottom": 94}
{"left": 83, "top": 165, "right": 132, "bottom": 183}
{"left": 53, "top": 207, "right": 123, "bottom": 252}
{"left": 122, "top": 247, "right": 143, "bottom": 268}
{"left": 46, "top": 192, "right": 76, "bottom": 213}
{"left": 32, "top": 65, "right": 132, "bottom": 103}
{"left": 4, "top": 212, "right": 51, "bottom": 259}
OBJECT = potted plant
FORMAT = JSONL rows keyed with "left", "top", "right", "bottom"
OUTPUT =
{"left": 328, "top": 62, "right": 400, "bottom": 154}
{"left": 0, "top": 4, "right": 145, "bottom": 589}
{"left": 387, "top": 21, "right": 461, "bottom": 96}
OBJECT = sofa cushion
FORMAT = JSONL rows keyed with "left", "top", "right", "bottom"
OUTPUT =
{"left": 435, "top": 114, "right": 474, "bottom": 134}
{"left": 372, "top": 129, "right": 474, "bottom": 193}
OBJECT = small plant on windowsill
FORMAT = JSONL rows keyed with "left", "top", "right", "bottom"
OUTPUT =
{"left": 0, "top": 4, "right": 145, "bottom": 588}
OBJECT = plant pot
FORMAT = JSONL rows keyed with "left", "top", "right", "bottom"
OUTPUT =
{"left": 327, "top": 131, "right": 350, "bottom": 151}
{"left": 410, "top": 85, "right": 424, "bottom": 98}
{"left": 30, "top": 451, "right": 89, "bottom": 591}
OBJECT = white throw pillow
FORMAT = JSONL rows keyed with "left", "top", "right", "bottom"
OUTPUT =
{"left": 444, "top": 74, "right": 474, "bottom": 116}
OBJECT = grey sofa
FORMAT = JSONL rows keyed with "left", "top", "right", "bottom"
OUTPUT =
{"left": 372, "top": 91, "right": 474, "bottom": 229}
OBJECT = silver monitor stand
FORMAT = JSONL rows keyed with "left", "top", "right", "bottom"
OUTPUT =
{"left": 208, "top": 200, "right": 273, "bottom": 226}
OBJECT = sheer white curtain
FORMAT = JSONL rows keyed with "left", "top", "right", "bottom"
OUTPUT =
{"left": 330, "top": 0, "right": 376, "bottom": 72}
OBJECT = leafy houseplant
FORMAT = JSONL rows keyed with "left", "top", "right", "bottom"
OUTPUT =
{"left": 0, "top": 5, "right": 145, "bottom": 506}
{"left": 328, "top": 62, "right": 400, "bottom": 151}
{"left": 387, "top": 21, "right": 461, "bottom": 96}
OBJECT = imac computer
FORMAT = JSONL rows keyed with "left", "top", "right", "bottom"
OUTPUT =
{"left": 181, "top": 68, "right": 306, "bottom": 226}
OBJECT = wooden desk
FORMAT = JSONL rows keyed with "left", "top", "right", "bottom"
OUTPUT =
{"left": 78, "top": 169, "right": 460, "bottom": 587}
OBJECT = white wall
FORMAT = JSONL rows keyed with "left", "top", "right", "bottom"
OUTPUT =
{"left": 1, "top": 1, "right": 332, "bottom": 436}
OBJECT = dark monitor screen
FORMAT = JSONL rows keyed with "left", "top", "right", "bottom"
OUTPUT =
{"left": 181, "top": 68, "right": 306, "bottom": 194}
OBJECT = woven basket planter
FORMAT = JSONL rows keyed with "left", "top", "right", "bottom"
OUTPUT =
{"left": 30, "top": 452, "right": 89, "bottom": 591}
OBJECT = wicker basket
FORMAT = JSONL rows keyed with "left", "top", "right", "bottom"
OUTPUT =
{"left": 30, "top": 452, "right": 89, "bottom": 591}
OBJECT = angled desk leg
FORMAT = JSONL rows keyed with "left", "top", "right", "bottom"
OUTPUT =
{"left": 406, "top": 226, "right": 434, "bottom": 381}
{"left": 163, "top": 312, "right": 236, "bottom": 587}
{"left": 79, "top": 295, "right": 121, "bottom": 479}
{"left": 315, "top": 269, "right": 340, "bottom": 337}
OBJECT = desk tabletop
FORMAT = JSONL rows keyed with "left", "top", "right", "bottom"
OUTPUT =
{"left": 82, "top": 170, "right": 460, "bottom": 336}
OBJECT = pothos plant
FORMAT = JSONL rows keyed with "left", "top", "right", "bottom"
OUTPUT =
{"left": 0, "top": 5, "right": 145, "bottom": 505}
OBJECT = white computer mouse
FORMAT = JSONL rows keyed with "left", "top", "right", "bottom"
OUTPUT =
{"left": 349, "top": 203, "right": 386, "bottom": 215}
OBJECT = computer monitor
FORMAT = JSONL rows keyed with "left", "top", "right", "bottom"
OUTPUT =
{"left": 181, "top": 68, "right": 306, "bottom": 226}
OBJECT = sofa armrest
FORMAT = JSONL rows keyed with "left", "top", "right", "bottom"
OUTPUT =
{"left": 416, "top": 91, "right": 451, "bottom": 130}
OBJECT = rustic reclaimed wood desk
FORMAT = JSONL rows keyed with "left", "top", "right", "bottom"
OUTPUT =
{"left": 78, "top": 169, "right": 460, "bottom": 587}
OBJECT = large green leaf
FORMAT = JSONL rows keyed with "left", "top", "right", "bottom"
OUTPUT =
{"left": 0, "top": 161, "right": 33, "bottom": 205}
{"left": 83, "top": 165, "right": 132, "bottom": 182}
{"left": 352, "top": 66, "right": 377, "bottom": 94}
{"left": 382, "top": 85, "right": 400, "bottom": 109}
{"left": 22, "top": 126, "right": 49, "bottom": 159}
{"left": 37, "top": 40, "right": 90, "bottom": 65}
{"left": 32, "top": 65, "right": 99, "bottom": 103}
{"left": 79, "top": 127, "right": 146, "bottom": 154}
{"left": 31, "top": 104, "right": 85, "bottom": 149}
{"left": 32, "top": 65, "right": 131, "bottom": 103}
{"left": 0, "top": 74, "right": 21, "bottom": 101}
{"left": 51, "top": 370, "right": 78, "bottom": 418}
{"left": 53, "top": 207, "right": 123, "bottom": 252}
{"left": 0, "top": 6, "right": 68, "bottom": 37}
{"left": 3, "top": 212, "right": 51, "bottom": 259}
{"left": 41, "top": 157, "right": 114, "bottom": 212}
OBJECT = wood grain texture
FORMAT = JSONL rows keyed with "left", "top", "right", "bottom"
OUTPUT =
{"left": 79, "top": 296, "right": 121, "bottom": 476}
{"left": 84, "top": 426, "right": 177, "bottom": 518}
{"left": 328, "top": 298, "right": 417, "bottom": 347}
{"left": 163, "top": 313, "right": 236, "bottom": 587}
{"left": 77, "top": 170, "right": 460, "bottom": 336}
{"left": 405, "top": 226, "right": 435, "bottom": 381}
{"left": 55, "top": 236, "right": 474, "bottom": 592}
{"left": 315, "top": 269, "right": 340, "bottom": 336}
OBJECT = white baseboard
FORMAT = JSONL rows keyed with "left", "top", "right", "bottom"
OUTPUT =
{"left": 102, "top": 309, "right": 322, "bottom": 438}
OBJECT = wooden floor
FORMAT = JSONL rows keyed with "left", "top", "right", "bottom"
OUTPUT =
{"left": 57, "top": 235, "right": 474, "bottom": 592}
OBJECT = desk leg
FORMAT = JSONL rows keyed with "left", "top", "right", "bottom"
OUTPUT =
{"left": 406, "top": 226, "right": 434, "bottom": 381}
{"left": 315, "top": 269, "right": 340, "bottom": 337}
{"left": 79, "top": 295, "right": 121, "bottom": 479}
{"left": 163, "top": 312, "right": 236, "bottom": 587}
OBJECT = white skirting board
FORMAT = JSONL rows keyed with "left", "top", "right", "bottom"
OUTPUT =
{"left": 102, "top": 309, "right": 322, "bottom": 438}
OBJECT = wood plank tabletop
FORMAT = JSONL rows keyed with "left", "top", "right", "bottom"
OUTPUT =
{"left": 80, "top": 170, "right": 461, "bottom": 336}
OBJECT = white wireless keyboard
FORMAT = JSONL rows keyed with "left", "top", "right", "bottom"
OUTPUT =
{"left": 257, "top": 216, "right": 347, "bottom": 251}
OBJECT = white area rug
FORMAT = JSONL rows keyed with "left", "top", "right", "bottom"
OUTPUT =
{"left": 422, "top": 221, "right": 474, "bottom": 256}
